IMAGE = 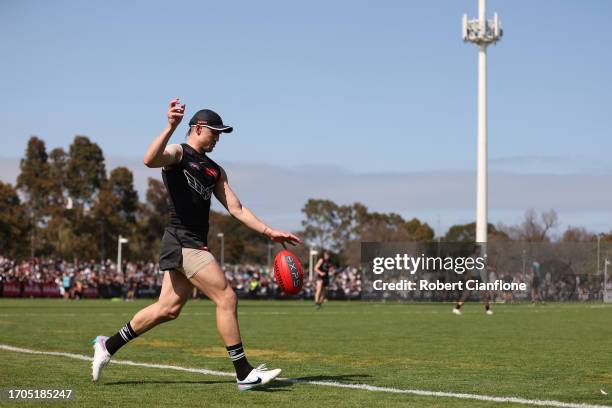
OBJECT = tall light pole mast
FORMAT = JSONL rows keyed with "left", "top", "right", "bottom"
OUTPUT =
{"left": 463, "top": 0, "right": 502, "bottom": 246}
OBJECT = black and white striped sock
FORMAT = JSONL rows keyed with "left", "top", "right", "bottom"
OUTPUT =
{"left": 227, "top": 343, "right": 253, "bottom": 381}
{"left": 105, "top": 322, "right": 139, "bottom": 355}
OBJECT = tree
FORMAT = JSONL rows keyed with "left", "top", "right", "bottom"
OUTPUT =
{"left": 52, "top": 136, "right": 108, "bottom": 260}
{"left": 47, "top": 148, "right": 68, "bottom": 210}
{"left": 142, "top": 177, "right": 170, "bottom": 237}
{"left": 92, "top": 167, "right": 139, "bottom": 260}
{"left": 107, "top": 167, "right": 139, "bottom": 223}
{"left": 300, "top": 199, "right": 356, "bottom": 252}
{"left": 17, "top": 137, "right": 51, "bottom": 211}
{"left": 561, "top": 226, "right": 595, "bottom": 242}
{"left": 66, "top": 136, "right": 106, "bottom": 206}
{"left": 353, "top": 210, "right": 434, "bottom": 242}
{"left": 343, "top": 209, "right": 434, "bottom": 265}
{"left": 16, "top": 137, "right": 52, "bottom": 257}
{"left": 0, "top": 182, "right": 29, "bottom": 258}
{"left": 444, "top": 222, "right": 509, "bottom": 242}
{"left": 44, "top": 148, "right": 69, "bottom": 256}
{"left": 134, "top": 178, "right": 169, "bottom": 260}
{"left": 301, "top": 199, "right": 434, "bottom": 265}
{"left": 517, "top": 209, "right": 558, "bottom": 242}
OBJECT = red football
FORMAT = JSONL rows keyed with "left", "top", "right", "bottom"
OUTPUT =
{"left": 273, "top": 250, "right": 304, "bottom": 295}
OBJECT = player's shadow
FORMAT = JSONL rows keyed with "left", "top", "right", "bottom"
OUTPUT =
{"left": 104, "top": 374, "right": 371, "bottom": 392}
{"left": 251, "top": 374, "right": 372, "bottom": 393}
{"left": 104, "top": 379, "right": 234, "bottom": 386}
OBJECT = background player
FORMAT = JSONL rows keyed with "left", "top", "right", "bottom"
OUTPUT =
{"left": 452, "top": 245, "right": 493, "bottom": 315}
{"left": 314, "top": 251, "right": 333, "bottom": 309}
{"left": 531, "top": 260, "right": 542, "bottom": 303}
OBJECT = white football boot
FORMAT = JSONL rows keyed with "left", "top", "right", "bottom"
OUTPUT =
{"left": 485, "top": 309, "right": 493, "bottom": 315}
{"left": 236, "top": 364, "right": 281, "bottom": 391}
{"left": 91, "top": 335, "right": 111, "bottom": 381}
{"left": 452, "top": 308, "right": 462, "bottom": 315}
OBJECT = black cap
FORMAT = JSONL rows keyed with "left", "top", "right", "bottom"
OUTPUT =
{"left": 188, "top": 109, "right": 233, "bottom": 133}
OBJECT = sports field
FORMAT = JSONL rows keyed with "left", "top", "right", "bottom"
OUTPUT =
{"left": 0, "top": 299, "right": 611, "bottom": 408}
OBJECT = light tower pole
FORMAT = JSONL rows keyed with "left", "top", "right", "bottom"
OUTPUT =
{"left": 117, "top": 235, "right": 128, "bottom": 274}
{"left": 462, "top": 0, "right": 502, "bottom": 247}
{"left": 309, "top": 249, "right": 318, "bottom": 283}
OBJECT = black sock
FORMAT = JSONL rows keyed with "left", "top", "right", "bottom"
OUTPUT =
{"left": 485, "top": 303, "right": 491, "bottom": 311}
{"left": 227, "top": 343, "right": 253, "bottom": 381}
{"left": 105, "top": 322, "right": 138, "bottom": 355}
{"left": 455, "top": 302, "right": 463, "bottom": 309}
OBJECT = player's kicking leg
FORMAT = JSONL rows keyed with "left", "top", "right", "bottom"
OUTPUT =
{"left": 188, "top": 255, "right": 281, "bottom": 391}
{"left": 92, "top": 270, "right": 192, "bottom": 381}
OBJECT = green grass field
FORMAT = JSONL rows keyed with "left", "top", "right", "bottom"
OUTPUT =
{"left": 0, "top": 299, "right": 611, "bottom": 407}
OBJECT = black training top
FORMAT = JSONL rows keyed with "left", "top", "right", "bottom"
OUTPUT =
{"left": 319, "top": 259, "right": 331, "bottom": 275}
{"left": 161, "top": 143, "right": 221, "bottom": 244}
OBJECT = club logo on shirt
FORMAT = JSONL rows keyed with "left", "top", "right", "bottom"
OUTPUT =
{"left": 189, "top": 162, "right": 217, "bottom": 179}
{"left": 183, "top": 170, "right": 215, "bottom": 200}
{"left": 204, "top": 167, "right": 218, "bottom": 178}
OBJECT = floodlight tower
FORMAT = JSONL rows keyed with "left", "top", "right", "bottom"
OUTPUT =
{"left": 462, "top": 0, "right": 502, "bottom": 247}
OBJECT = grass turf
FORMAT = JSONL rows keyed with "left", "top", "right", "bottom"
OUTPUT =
{"left": 0, "top": 299, "right": 611, "bottom": 407}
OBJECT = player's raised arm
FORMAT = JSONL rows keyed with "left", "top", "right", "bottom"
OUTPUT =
{"left": 143, "top": 98, "right": 185, "bottom": 168}
{"left": 214, "top": 166, "right": 301, "bottom": 246}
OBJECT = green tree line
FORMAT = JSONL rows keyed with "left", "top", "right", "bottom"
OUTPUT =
{"left": 1, "top": 136, "right": 271, "bottom": 263}
{"left": 2, "top": 136, "right": 611, "bottom": 266}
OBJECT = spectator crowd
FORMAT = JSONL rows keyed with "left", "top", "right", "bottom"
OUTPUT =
{"left": 0, "top": 256, "right": 362, "bottom": 301}
{"left": 0, "top": 256, "right": 603, "bottom": 301}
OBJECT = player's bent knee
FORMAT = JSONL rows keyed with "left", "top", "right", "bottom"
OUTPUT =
{"left": 218, "top": 289, "right": 237, "bottom": 311}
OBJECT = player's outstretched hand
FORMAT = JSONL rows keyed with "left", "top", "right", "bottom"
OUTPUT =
{"left": 168, "top": 97, "right": 186, "bottom": 129}
{"left": 265, "top": 228, "right": 301, "bottom": 246}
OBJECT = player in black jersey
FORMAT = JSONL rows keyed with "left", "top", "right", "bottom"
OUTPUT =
{"left": 314, "top": 251, "right": 333, "bottom": 309}
{"left": 452, "top": 245, "right": 493, "bottom": 316}
{"left": 92, "top": 98, "right": 301, "bottom": 391}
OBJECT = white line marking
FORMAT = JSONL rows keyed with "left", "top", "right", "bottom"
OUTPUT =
{"left": 0, "top": 343, "right": 609, "bottom": 408}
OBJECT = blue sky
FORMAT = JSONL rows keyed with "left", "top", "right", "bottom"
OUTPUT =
{"left": 1, "top": 0, "right": 611, "bottom": 234}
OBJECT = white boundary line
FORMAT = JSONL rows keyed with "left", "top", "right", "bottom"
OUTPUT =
{"left": 1, "top": 343, "right": 609, "bottom": 408}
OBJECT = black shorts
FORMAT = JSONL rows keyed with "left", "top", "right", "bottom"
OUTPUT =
{"left": 159, "top": 227, "right": 208, "bottom": 271}
{"left": 317, "top": 275, "right": 329, "bottom": 287}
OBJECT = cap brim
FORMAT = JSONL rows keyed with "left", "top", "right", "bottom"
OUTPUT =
{"left": 204, "top": 125, "right": 233, "bottom": 133}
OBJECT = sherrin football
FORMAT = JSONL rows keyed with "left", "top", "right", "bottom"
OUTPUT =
{"left": 273, "top": 250, "right": 304, "bottom": 295}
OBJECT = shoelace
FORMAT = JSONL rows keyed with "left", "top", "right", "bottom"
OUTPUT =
{"left": 255, "top": 364, "right": 268, "bottom": 371}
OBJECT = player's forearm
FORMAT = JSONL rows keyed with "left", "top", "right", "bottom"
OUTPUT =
{"left": 144, "top": 125, "right": 175, "bottom": 167}
{"left": 230, "top": 206, "right": 270, "bottom": 236}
